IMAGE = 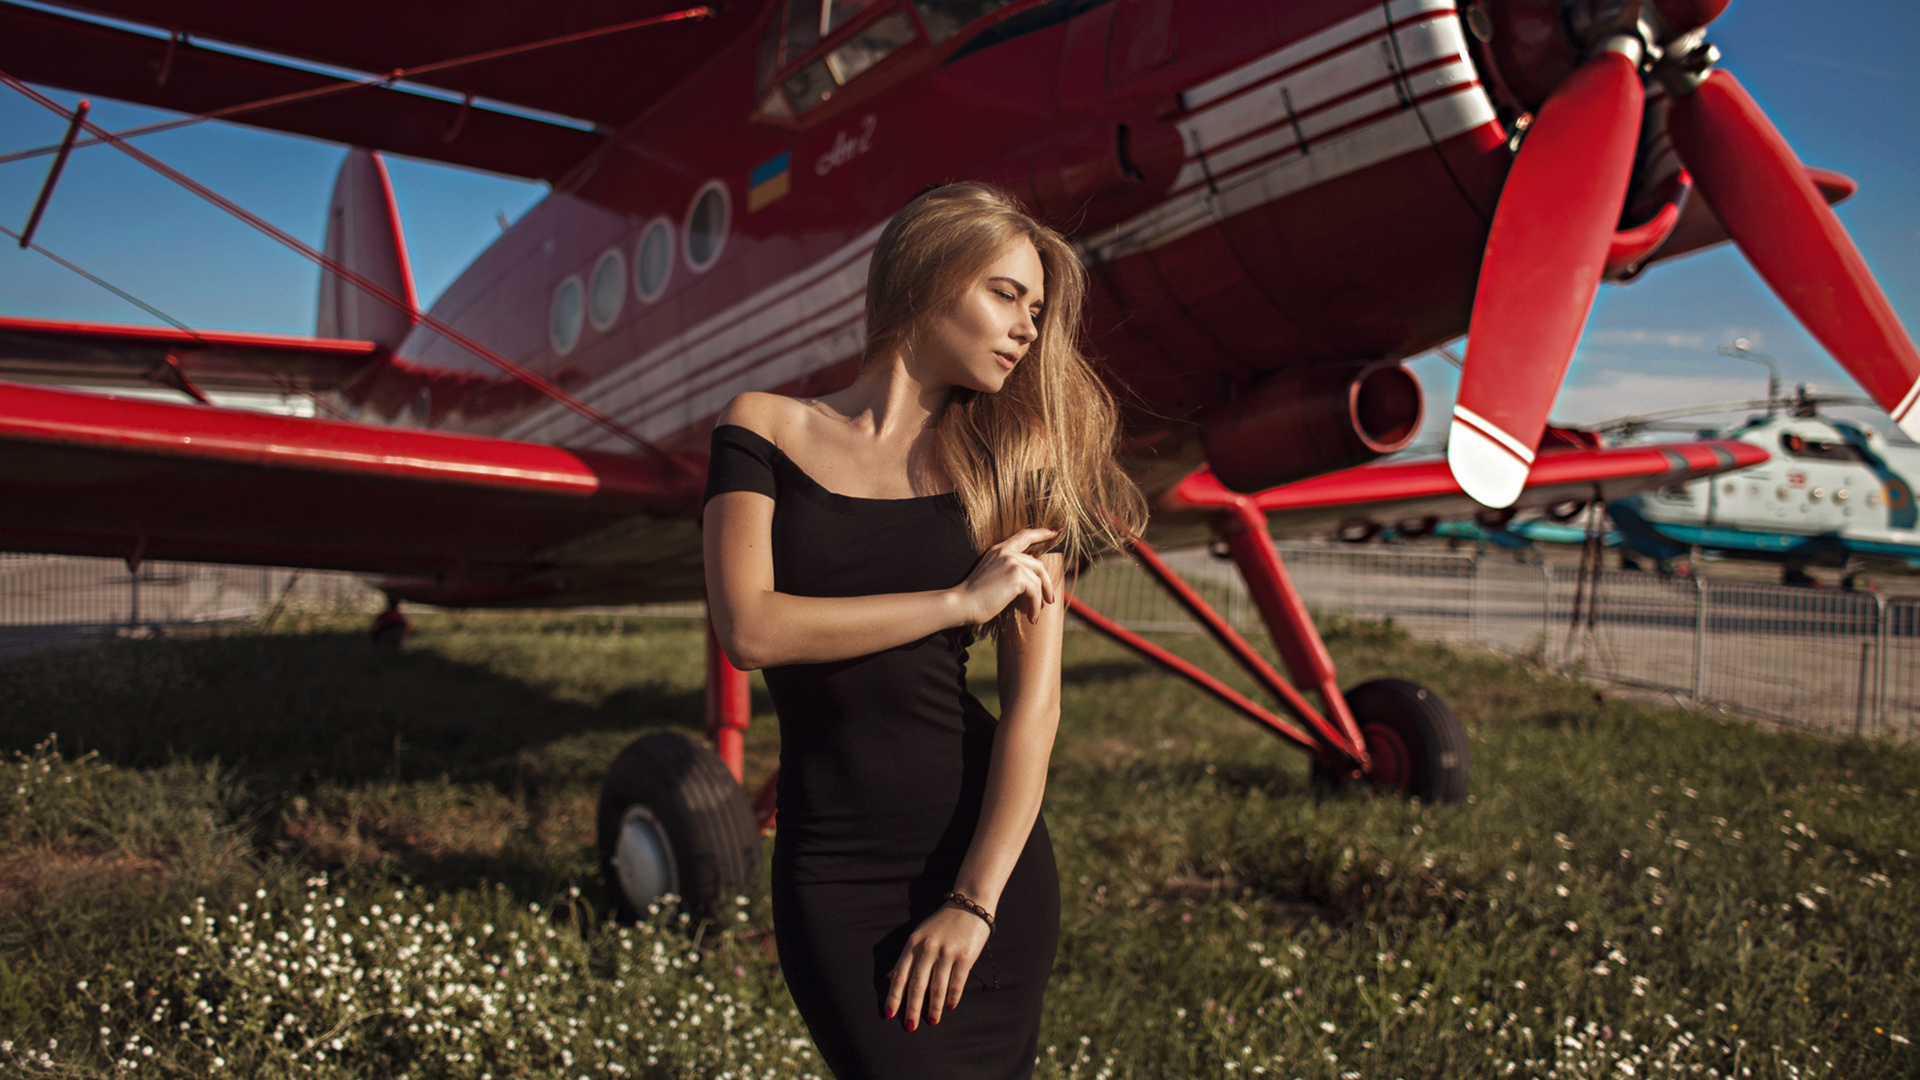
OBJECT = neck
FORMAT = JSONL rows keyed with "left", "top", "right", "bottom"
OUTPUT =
{"left": 834, "top": 350, "right": 951, "bottom": 441}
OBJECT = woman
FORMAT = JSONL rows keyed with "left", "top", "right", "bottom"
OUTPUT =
{"left": 701, "top": 182, "right": 1145, "bottom": 1079}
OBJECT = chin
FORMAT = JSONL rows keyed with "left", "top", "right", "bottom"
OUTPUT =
{"left": 955, "top": 369, "right": 1010, "bottom": 395}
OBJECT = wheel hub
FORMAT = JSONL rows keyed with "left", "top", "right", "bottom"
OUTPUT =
{"left": 1360, "top": 722, "right": 1414, "bottom": 793}
{"left": 609, "top": 804, "right": 679, "bottom": 910}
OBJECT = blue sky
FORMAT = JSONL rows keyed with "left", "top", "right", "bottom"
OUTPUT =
{"left": 1, "top": 0, "right": 1916, "bottom": 439}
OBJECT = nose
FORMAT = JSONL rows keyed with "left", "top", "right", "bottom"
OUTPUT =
{"left": 1012, "top": 309, "right": 1037, "bottom": 345}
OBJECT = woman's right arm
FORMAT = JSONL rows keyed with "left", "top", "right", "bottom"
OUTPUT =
{"left": 701, "top": 398, "right": 1056, "bottom": 670}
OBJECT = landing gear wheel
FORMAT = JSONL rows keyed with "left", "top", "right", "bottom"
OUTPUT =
{"left": 369, "top": 600, "right": 409, "bottom": 650}
{"left": 597, "top": 731, "right": 760, "bottom": 925}
{"left": 1311, "top": 679, "right": 1470, "bottom": 804}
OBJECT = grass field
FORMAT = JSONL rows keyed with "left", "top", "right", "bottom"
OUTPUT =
{"left": 0, "top": 610, "right": 1914, "bottom": 1079}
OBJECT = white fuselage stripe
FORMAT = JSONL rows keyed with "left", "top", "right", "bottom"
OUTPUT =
{"left": 1180, "top": 0, "right": 1459, "bottom": 111}
{"left": 1080, "top": 4, "right": 1491, "bottom": 264}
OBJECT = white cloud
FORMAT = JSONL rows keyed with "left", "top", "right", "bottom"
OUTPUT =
{"left": 1549, "top": 371, "right": 1779, "bottom": 427}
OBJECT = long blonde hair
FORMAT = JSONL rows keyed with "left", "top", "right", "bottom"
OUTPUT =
{"left": 863, "top": 182, "right": 1146, "bottom": 570}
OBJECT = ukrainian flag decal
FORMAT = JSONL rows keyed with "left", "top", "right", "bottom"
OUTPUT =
{"left": 749, "top": 151, "right": 791, "bottom": 212}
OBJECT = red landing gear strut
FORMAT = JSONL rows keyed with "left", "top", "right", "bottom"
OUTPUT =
{"left": 1068, "top": 491, "right": 1469, "bottom": 803}
{"left": 705, "top": 621, "right": 779, "bottom": 830}
{"left": 369, "top": 597, "right": 410, "bottom": 650}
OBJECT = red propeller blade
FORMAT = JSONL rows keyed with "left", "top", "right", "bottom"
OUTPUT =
{"left": 1450, "top": 47, "right": 1645, "bottom": 508}
{"left": 1667, "top": 69, "right": 1920, "bottom": 440}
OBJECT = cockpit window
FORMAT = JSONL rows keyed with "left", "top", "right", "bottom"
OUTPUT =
{"left": 776, "top": 7, "right": 919, "bottom": 112}
{"left": 825, "top": 12, "right": 917, "bottom": 81}
{"left": 1780, "top": 432, "right": 1866, "bottom": 462}
{"left": 784, "top": 0, "right": 888, "bottom": 63}
{"left": 912, "top": 0, "right": 1019, "bottom": 44}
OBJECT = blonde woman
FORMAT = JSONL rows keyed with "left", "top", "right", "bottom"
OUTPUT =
{"left": 702, "top": 182, "right": 1144, "bottom": 1079}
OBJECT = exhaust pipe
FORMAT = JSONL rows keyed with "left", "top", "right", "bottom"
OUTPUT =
{"left": 1200, "top": 360, "right": 1423, "bottom": 493}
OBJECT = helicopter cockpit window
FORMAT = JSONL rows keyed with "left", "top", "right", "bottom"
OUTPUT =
{"left": 1780, "top": 432, "right": 1866, "bottom": 463}
{"left": 912, "top": 0, "right": 1018, "bottom": 44}
{"left": 777, "top": 5, "right": 918, "bottom": 112}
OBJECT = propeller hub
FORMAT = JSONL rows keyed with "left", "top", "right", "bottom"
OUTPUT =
{"left": 1565, "top": 0, "right": 1652, "bottom": 55}
{"left": 1651, "top": 30, "right": 1721, "bottom": 95}
{"left": 1474, "top": 0, "right": 1729, "bottom": 110}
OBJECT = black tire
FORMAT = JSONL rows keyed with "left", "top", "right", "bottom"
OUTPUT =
{"left": 597, "top": 731, "right": 760, "bottom": 925}
{"left": 1311, "top": 679, "right": 1470, "bottom": 803}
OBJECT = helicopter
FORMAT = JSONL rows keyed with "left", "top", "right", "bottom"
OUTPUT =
{"left": 1607, "top": 385, "right": 1920, "bottom": 584}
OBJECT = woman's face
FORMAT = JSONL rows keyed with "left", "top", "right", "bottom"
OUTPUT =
{"left": 917, "top": 238, "right": 1045, "bottom": 394}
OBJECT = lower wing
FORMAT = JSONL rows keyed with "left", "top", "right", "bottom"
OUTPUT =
{"left": 0, "top": 379, "right": 707, "bottom": 607}
{"left": 1161, "top": 438, "right": 1768, "bottom": 535}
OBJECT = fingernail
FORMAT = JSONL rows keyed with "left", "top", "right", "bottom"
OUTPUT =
{"left": 885, "top": 1006, "right": 895, "bottom": 1019}
{"left": 907, "top": 1019, "right": 917, "bottom": 1032}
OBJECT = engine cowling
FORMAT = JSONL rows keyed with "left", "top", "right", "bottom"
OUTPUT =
{"left": 1200, "top": 361, "right": 1423, "bottom": 493}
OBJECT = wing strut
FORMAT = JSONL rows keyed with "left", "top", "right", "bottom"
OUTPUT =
{"left": 17, "top": 97, "right": 87, "bottom": 248}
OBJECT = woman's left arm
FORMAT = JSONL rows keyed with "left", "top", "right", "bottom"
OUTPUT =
{"left": 885, "top": 552, "right": 1067, "bottom": 1031}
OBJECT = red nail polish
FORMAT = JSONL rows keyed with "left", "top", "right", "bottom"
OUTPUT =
{"left": 907, "top": 1019, "right": 917, "bottom": 1032}
{"left": 886, "top": 1006, "right": 895, "bottom": 1019}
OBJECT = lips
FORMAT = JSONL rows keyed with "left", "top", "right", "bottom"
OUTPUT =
{"left": 995, "top": 351, "right": 1019, "bottom": 370}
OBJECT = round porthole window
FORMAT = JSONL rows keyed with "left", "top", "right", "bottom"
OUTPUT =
{"left": 550, "top": 275, "right": 584, "bottom": 355}
{"left": 633, "top": 217, "right": 674, "bottom": 302}
{"left": 589, "top": 248, "right": 625, "bottom": 331}
{"left": 684, "top": 181, "right": 730, "bottom": 273}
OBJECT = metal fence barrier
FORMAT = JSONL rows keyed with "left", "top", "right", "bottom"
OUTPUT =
{"left": 0, "top": 554, "right": 705, "bottom": 658}
{"left": 0, "top": 554, "right": 384, "bottom": 657}
{"left": 4, "top": 544, "right": 1913, "bottom": 739}
{"left": 1070, "top": 542, "right": 1919, "bottom": 741}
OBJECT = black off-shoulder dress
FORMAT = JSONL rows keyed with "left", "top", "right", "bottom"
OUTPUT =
{"left": 704, "top": 423, "right": 1059, "bottom": 1080}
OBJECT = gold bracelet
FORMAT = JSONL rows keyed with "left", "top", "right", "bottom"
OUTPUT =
{"left": 943, "top": 890, "right": 994, "bottom": 931}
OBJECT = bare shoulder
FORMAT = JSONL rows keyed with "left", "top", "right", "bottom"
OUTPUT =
{"left": 717, "top": 391, "right": 807, "bottom": 446}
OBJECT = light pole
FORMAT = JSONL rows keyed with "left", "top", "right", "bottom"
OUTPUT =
{"left": 1718, "top": 338, "right": 1781, "bottom": 416}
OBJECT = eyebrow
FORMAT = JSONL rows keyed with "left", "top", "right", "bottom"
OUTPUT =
{"left": 989, "top": 276, "right": 1044, "bottom": 306}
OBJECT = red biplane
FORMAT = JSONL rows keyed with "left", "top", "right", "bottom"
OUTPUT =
{"left": 0, "top": 0, "right": 1909, "bottom": 915}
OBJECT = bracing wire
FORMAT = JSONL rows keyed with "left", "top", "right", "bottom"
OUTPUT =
{"left": 0, "top": 221, "right": 353, "bottom": 418}
{"left": 0, "top": 6, "right": 714, "bottom": 167}
{"left": 1, "top": 70, "right": 682, "bottom": 469}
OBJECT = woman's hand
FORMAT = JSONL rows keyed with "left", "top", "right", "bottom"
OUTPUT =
{"left": 954, "top": 527, "right": 1059, "bottom": 625}
{"left": 883, "top": 905, "right": 991, "bottom": 1030}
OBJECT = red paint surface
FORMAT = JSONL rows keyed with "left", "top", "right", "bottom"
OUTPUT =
{"left": 1457, "top": 49, "right": 1644, "bottom": 454}
{"left": 0, "top": 380, "right": 704, "bottom": 590}
{"left": 706, "top": 620, "right": 752, "bottom": 784}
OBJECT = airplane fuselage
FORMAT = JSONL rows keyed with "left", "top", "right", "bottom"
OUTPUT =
{"left": 365, "top": 0, "right": 1511, "bottom": 493}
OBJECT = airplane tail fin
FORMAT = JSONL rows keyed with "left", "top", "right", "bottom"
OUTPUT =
{"left": 316, "top": 149, "right": 418, "bottom": 350}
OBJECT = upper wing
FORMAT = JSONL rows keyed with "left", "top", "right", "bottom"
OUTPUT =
{"left": 1160, "top": 438, "right": 1769, "bottom": 534}
{"left": 0, "top": 379, "right": 708, "bottom": 606}
{"left": 0, "top": 314, "right": 382, "bottom": 396}
{"left": 0, "top": 0, "right": 765, "bottom": 180}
